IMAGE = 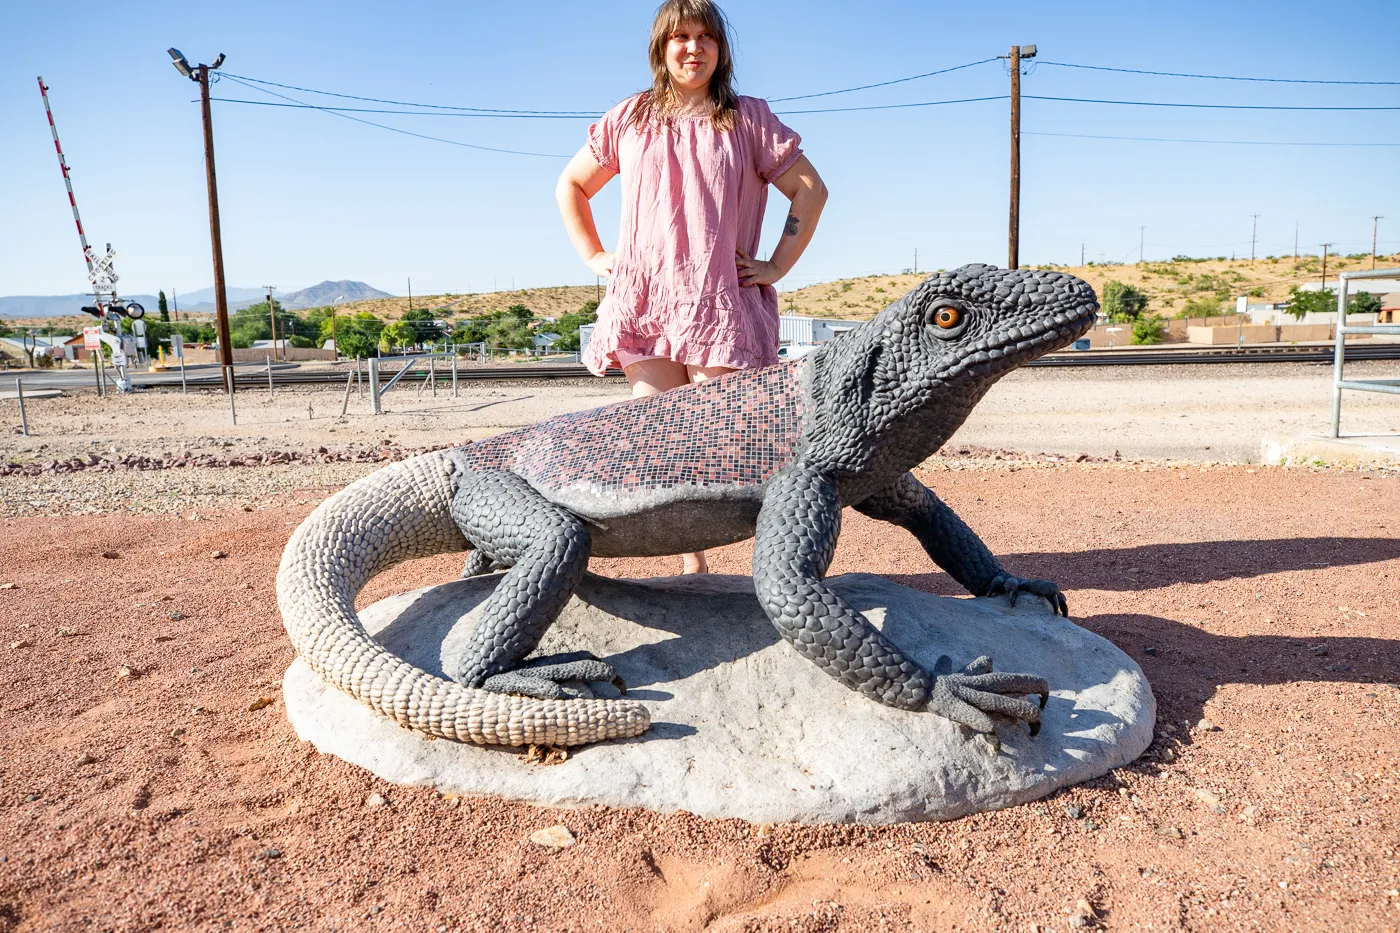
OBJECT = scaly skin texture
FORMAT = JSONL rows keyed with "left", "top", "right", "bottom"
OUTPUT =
{"left": 276, "top": 264, "right": 1099, "bottom": 746}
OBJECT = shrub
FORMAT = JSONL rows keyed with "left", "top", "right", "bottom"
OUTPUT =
{"left": 1283, "top": 286, "right": 1335, "bottom": 319}
{"left": 1131, "top": 315, "right": 1167, "bottom": 345}
{"left": 1101, "top": 280, "right": 1148, "bottom": 322}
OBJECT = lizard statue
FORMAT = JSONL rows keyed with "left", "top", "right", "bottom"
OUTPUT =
{"left": 277, "top": 263, "right": 1099, "bottom": 748}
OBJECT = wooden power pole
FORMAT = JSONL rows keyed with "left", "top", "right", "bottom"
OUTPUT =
{"left": 1373, "top": 216, "right": 1384, "bottom": 270}
{"left": 1321, "top": 243, "right": 1331, "bottom": 291}
{"left": 1006, "top": 43, "right": 1036, "bottom": 270}
{"left": 198, "top": 64, "right": 234, "bottom": 388}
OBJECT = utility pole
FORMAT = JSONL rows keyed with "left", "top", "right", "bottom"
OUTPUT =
{"left": 169, "top": 49, "right": 233, "bottom": 391}
{"left": 263, "top": 286, "right": 278, "bottom": 361}
{"left": 407, "top": 277, "right": 413, "bottom": 313}
{"left": 1250, "top": 214, "right": 1260, "bottom": 265}
{"left": 1139, "top": 226, "right": 1145, "bottom": 264}
{"left": 1373, "top": 216, "right": 1384, "bottom": 270}
{"left": 1005, "top": 43, "right": 1036, "bottom": 270}
{"left": 1080, "top": 243, "right": 1085, "bottom": 266}
{"left": 1320, "top": 243, "right": 1331, "bottom": 291}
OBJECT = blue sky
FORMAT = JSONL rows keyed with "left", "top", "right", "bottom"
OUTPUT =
{"left": 2, "top": 0, "right": 1397, "bottom": 300}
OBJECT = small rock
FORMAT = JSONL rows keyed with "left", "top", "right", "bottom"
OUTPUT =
{"left": 1062, "top": 804, "right": 1083, "bottom": 819}
{"left": 257, "top": 847, "right": 282, "bottom": 860}
{"left": 55, "top": 626, "right": 86, "bottom": 638}
{"left": 1155, "top": 825, "right": 1184, "bottom": 839}
{"left": 1196, "top": 718, "right": 1220, "bottom": 732}
{"left": 242, "top": 505, "right": 254, "bottom": 512}
{"left": 24, "top": 793, "right": 40, "bottom": 803}
{"left": 248, "top": 696, "right": 273, "bottom": 712}
{"left": 366, "top": 793, "right": 389, "bottom": 808}
{"left": 1143, "top": 647, "right": 1158, "bottom": 656}
{"left": 154, "top": 635, "right": 176, "bottom": 643}
{"left": 167, "top": 609, "right": 186, "bottom": 621}
{"left": 529, "top": 825, "right": 577, "bottom": 850}
{"left": 171, "top": 727, "right": 187, "bottom": 739}
{"left": 0, "top": 582, "right": 18, "bottom": 590}
{"left": 10, "top": 639, "right": 33, "bottom": 650}
{"left": 101, "top": 551, "right": 120, "bottom": 560}
{"left": 211, "top": 550, "right": 228, "bottom": 559}
{"left": 1193, "top": 788, "right": 1224, "bottom": 812}
{"left": 117, "top": 665, "right": 136, "bottom": 679}
{"left": 75, "top": 753, "right": 96, "bottom": 766}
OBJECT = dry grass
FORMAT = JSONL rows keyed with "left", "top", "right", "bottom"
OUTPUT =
{"left": 10, "top": 253, "right": 1394, "bottom": 333}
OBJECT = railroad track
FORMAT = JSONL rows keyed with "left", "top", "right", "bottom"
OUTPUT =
{"left": 201, "top": 342, "right": 1400, "bottom": 387}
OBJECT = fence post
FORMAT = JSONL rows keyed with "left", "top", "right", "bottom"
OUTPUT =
{"left": 340, "top": 367, "right": 355, "bottom": 417}
{"left": 179, "top": 355, "right": 187, "bottom": 394}
{"left": 266, "top": 355, "right": 275, "bottom": 399}
{"left": 430, "top": 356, "right": 437, "bottom": 397}
{"left": 452, "top": 344, "right": 459, "bottom": 397}
{"left": 1331, "top": 275, "right": 1351, "bottom": 438}
{"left": 16, "top": 377, "right": 29, "bottom": 437}
{"left": 225, "top": 365, "right": 237, "bottom": 426}
{"left": 368, "top": 357, "right": 382, "bottom": 414}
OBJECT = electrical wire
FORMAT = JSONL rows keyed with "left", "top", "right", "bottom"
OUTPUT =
{"left": 217, "top": 75, "right": 571, "bottom": 158}
{"left": 220, "top": 72, "right": 597, "bottom": 115}
{"left": 208, "top": 97, "right": 598, "bottom": 120}
{"left": 1037, "top": 61, "right": 1400, "bottom": 86}
{"left": 767, "top": 58, "right": 997, "bottom": 102}
{"left": 1025, "top": 131, "right": 1400, "bottom": 147}
{"left": 776, "top": 95, "right": 1008, "bottom": 115}
{"left": 1025, "top": 95, "right": 1400, "bottom": 111}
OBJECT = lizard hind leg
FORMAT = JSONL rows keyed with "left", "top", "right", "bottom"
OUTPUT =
{"left": 446, "top": 469, "right": 613, "bottom": 698}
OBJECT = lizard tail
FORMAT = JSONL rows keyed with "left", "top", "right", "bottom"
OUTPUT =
{"left": 276, "top": 449, "right": 651, "bottom": 746}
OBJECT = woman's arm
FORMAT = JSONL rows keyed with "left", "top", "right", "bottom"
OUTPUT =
{"left": 737, "top": 154, "right": 828, "bottom": 288}
{"left": 556, "top": 146, "right": 618, "bottom": 279}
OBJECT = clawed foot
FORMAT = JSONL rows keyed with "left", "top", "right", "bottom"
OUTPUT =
{"left": 986, "top": 572, "right": 1069, "bottom": 618}
{"left": 481, "top": 651, "right": 627, "bottom": 701}
{"left": 927, "top": 655, "right": 1050, "bottom": 736}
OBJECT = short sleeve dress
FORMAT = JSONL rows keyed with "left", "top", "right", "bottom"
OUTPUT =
{"left": 582, "top": 94, "right": 803, "bottom": 376}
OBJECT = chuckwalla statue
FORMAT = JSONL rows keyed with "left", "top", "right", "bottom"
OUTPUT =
{"left": 277, "top": 264, "right": 1100, "bottom": 748}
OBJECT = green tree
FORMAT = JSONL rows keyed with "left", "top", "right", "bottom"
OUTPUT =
{"left": 400, "top": 311, "right": 442, "bottom": 343}
{"left": 1130, "top": 315, "right": 1167, "bottom": 345}
{"left": 334, "top": 312, "right": 384, "bottom": 358}
{"left": 1283, "top": 286, "right": 1336, "bottom": 320}
{"left": 551, "top": 300, "right": 599, "bottom": 351}
{"left": 158, "top": 290, "right": 170, "bottom": 322}
{"left": 377, "top": 320, "right": 420, "bottom": 355}
{"left": 1101, "top": 280, "right": 1149, "bottom": 322}
{"left": 1350, "top": 291, "right": 1383, "bottom": 317}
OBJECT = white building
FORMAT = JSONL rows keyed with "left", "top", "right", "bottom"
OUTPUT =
{"left": 578, "top": 315, "right": 861, "bottom": 364}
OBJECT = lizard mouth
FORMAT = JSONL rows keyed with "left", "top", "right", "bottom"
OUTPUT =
{"left": 949, "top": 300, "right": 1098, "bottom": 382}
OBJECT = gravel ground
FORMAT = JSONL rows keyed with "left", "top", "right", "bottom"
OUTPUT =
{"left": 1, "top": 464, "right": 1398, "bottom": 932}
{"left": 2, "top": 364, "right": 1399, "bottom": 930}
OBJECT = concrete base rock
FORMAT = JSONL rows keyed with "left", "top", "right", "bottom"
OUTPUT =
{"left": 283, "top": 573, "right": 1156, "bottom": 824}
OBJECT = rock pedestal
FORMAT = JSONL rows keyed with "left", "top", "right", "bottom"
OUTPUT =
{"left": 283, "top": 573, "right": 1155, "bottom": 824}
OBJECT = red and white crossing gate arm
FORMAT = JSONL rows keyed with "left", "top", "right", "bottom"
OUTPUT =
{"left": 37, "top": 76, "right": 96, "bottom": 277}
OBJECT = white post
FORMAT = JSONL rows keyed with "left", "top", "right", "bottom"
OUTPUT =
{"left": 451, "top": 344, "right": 459, "bottom": 397}
{"left": 340, "top": 367, "right": 355, "bottom": 417}
{"left": 266, "top": 354, "right": 274, "bottom": 399}
{"left": 368, "top": 357, "right": 382, "bottom": 414}
{"left": 179, "top": 356, "right": 187, "bottom": 394}
{"left": 225, "top": 365, "right": 237, "bottom": 426}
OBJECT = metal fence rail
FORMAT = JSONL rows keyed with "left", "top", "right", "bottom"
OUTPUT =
{"left": 1331, "top": 267, "right": 1400, "bottom": 437}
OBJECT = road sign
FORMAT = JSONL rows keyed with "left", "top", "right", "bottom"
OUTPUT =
{"left": 83, "top": 326, "right": 101, "bottom": 350}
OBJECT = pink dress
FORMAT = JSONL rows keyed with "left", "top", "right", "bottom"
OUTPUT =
{"left": 582, "top": 94, "right": 803, "bottom": 376}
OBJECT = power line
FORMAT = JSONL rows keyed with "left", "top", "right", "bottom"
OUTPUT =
{"left": 208, "top": 97, "right": 597, "bottom": 119}
{"left": 768, "top": 58, "right": 997, "bottom": 102}
{"left": 777, "top": 95, "right": 1008, "bottom": 115}
{"left": 1024, "top": 131, "right": 1400, "bottom": 147}
{"left": 1037, "top": 60, "right": 1400, "bottom": 86}
{"left": 220, "top": 72, "right": 597, "bottom": 115}
{"left": 1025, "top": 95, "right": 1400, "bottom": 111}
{"left": 217, "top": 75, "right": 570, "bottom": 158}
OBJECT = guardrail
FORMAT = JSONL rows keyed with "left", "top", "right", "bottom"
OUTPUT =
{"left": 1330, "top": 267, "right": 1400, "bottom": 438}
{"left": 365, "top": 352, "right": 459, "bottom": 414}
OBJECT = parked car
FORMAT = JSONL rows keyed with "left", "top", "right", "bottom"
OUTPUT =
{"left": 777, "top": 343, "right": 819, "bottom": 360}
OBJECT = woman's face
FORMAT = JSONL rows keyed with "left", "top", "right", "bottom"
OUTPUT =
{"left": 664, "top": 18, "right": 719, "bottom": 94}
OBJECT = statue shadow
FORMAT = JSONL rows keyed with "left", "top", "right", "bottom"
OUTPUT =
{"left": 998, "top": 536, "right": 1400, "bottom": 591}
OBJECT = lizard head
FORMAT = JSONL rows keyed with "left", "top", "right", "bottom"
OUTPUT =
{"left": 803, "top": 264, "right": 1099, "bottom": 474}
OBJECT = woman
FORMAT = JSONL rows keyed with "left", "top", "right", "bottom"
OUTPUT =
{"left": 556, "top": 0, "right": 828, "bottom": 573}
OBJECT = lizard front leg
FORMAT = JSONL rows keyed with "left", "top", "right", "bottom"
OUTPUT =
{"left": 855, "top": 471, "right": 1069, "bottom": 617}
{"left": 753, "top": 467, "right": 1047, "bottom": 734}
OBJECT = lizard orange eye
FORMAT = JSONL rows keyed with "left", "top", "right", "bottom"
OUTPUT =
{"left": 934, "top": 307, "right": 961, "bottom": 329}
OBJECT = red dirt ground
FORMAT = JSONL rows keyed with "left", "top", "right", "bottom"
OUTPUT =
{"left": 1, "top": 463, "right": 1397, "bottom": 932}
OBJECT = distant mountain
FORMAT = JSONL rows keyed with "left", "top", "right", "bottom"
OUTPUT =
{"left": 0, "top": 281, "right": 389, "bottom": 318}
{"left": 279, "top": 280, "right": 392, "bottom": 310}
{"left": 0, "top": 293, "right": 160, "bottom": 319}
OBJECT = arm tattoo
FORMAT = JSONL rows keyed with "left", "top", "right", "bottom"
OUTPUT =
{"left": 783, "top": 212, "right": 800, "bottom": 237}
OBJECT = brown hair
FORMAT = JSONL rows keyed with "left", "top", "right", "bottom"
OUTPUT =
{"left": 630, "top": 0, "right": 739, "bottom": 132}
